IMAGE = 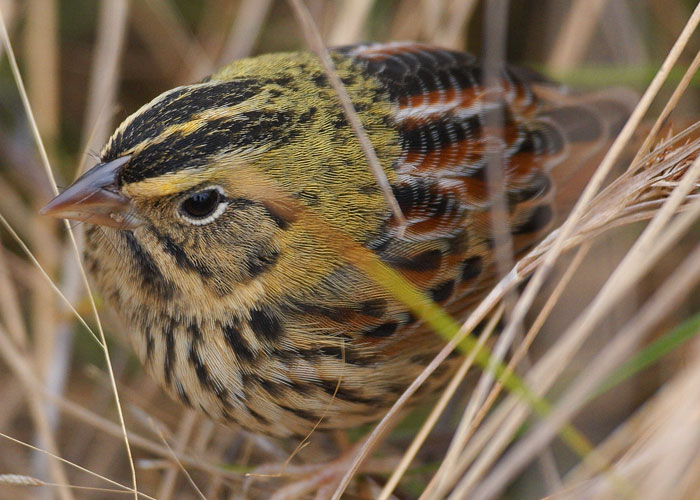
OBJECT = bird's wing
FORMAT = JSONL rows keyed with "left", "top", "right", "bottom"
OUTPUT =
{"left": 334, "top": 42, "right": 635, "bottom": 313}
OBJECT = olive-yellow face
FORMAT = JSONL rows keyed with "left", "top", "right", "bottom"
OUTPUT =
{"left": 40, "top": 43, "right": 633, "bottom": 437}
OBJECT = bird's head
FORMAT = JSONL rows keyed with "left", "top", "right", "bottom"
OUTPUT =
{"left": 40, "top": 52, "right": 399, "bottom": 299}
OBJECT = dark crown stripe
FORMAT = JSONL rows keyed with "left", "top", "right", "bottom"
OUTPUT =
{"left": 118, "top": 110, "right": 293, "bottom": 184}
{"left": 104, "top": 80, "right": 263, "bottom": 162}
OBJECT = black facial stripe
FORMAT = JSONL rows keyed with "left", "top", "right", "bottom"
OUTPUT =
{"left": 249, "top": 307, "right": 284, "bottom": 342}
{"left": 122, "top": 232, "right": 176, "bottom": 299}
{"left": 222, "top": 321, "right": 255, "bottom": 362}
{"left": 243, "top": 247, "right": 280, "bottom": 280}
{"left": 151, "top": 228, "right": 213, "bottom": 278}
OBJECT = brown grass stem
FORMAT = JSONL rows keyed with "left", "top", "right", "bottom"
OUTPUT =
{"left": 472, "top": 211, "right": 700, "bottom": 500}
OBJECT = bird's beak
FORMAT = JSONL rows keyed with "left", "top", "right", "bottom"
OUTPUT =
{"left": 40, "top": 156, "right": 142, "bottom": 230}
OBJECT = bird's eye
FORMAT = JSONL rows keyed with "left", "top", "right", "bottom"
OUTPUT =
{"left": 178, "top": 186, "right": 228, "bottom": 225}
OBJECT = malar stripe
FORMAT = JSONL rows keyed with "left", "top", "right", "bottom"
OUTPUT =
{"left": 249, "top": 307, "right": 284, "bottom": 342}
{"left": 121, "top": 232, "right": 176, "bottom": 300}
{"left": 243, "top": 247, "right": 280, "bottom": 280}
{"left": 152, "top": 228, "right": 213, "bottom": 278}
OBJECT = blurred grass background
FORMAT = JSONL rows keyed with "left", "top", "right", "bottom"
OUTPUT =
{"left": 0, "top": 1, "right": 699, "bottom": 499}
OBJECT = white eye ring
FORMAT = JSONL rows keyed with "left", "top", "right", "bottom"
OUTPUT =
{"left": 178, "top": 185, "right": 229, "bottom": 226}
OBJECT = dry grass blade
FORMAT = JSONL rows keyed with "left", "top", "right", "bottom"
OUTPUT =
{"left": 24, "top": 0, "right": 58, "bottom": 141}
{"left": 561, "top": 342, "right": 700, "bottom": 499}
{"left": 473, "top": 238, "right": 700, "bottom": 499}
{"left": 327, "top": 0, "right": 375, "bottom": 45}
{"left": 549, "top": 0, "right": 610, "bottom": 71}
{"left": 150, "top": 414, "right": 207, "bottom": 500}
{"left": 0, "top": 475, "right": 153, "bottom": 497}
{"left": 0, "top": 314, "right": 236, "bottom": 483}
{"left": 478, "top": 6, "right": 700, "bottom": 476}
{"left": 0, "top": 5, "right": 140, "bottom": 499}
{"left": 431, "top": 0, "right": 478, "bottom": 49}
{"left": 377, "top": 306, "right": 505, "bottom": 500}
{"left": 462, "top": 138, "right": 699, "bottom": 496}
{"left": 0, "top": 237, "right": 27, "bottom": 347}
{"left": 538, "top": 0, "right": 700, "bottom": 299}
{"left": 218, "top": 0, "right": 273, "bottom": 63}
{"left": 0, "top": 434, "right": 157, "bottom": 500}
{"left": 449, "top": 145, "right": 700, "bottom": 497}
{"left": 80, "top": 0, "right": 129, "bottom": 172}
{"left": 629, "top": 47, "right": 700, "bottom": 172}
{"left": 340, "top": 7, "right": 700, "bottom": 494}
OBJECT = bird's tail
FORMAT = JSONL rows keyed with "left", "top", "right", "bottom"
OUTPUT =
{"left": 535, "top": 85, "right": 639, "bottom": 224}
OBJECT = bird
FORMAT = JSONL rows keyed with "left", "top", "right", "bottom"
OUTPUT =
{"left": 41, "top": 42, "right": 634, "bottom": 439}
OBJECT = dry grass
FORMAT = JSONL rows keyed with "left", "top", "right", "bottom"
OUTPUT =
{"left": 0, "top": 1, "right": 699, "bottom": 499}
